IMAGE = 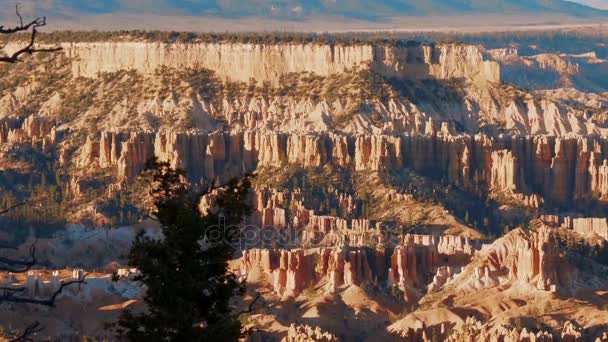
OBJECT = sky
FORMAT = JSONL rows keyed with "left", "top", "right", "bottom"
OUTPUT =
{"left": 6, "top": 0, "right": 608, "bottom": 15}
{"left": 0, "top": 0, "right": 605, "bottom": 31}
{"left": 571, "top": 0, "right": 608, "bottom": 9}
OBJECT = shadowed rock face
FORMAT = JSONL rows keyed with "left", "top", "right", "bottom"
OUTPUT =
{"left": 486, "top": 48, "right": 608, "bottom": 92}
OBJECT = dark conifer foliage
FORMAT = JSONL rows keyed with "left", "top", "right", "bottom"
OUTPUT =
{"left": 116, "top": 159, "right": 252, "bottom": 341}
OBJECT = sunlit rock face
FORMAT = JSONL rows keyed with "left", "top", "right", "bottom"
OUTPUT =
{"left": 64, "top": 42, "right": 500, "bottom": 84}
{"left": 2, "top": 32, "right": 608, "bottom": 342}
{"left": 74, "top": 128, "right": 608, "bottom": 206}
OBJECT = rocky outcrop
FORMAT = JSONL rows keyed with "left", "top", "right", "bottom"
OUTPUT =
{"left": 487, "top": 47, "right": 608, "bottom": 92}
{"left": 240, "top": 243, "right": 443, "bottom": 298}
{"left": 116, "top": 132, "right": 155, "bottom": 180}
{"left": 319, "top": 247, "right": 390, "bottom": 294}
{"left": 76, "top": 128, "right": 608, "bottom": 206}
{"left": 403, "top": 134, "right": 608, "bottom": 205}
{"left": 77, "top": 136, "right": 98, "bottom": 168}
{"left": 65, "top": 42, "right": 500, "bottom": 84}
{"left": 490, "top": 150, "right": 518, "bottom": 191}
{"left": 0, "top": 115, "right": 56, "bottom": 149}
{"left": 354, "top": 135, "right": 401, "bottom": 171}
{"left": 427, "top": 266, "right": 460, "bottom": 293}
{"left": 589, "top": 152, "right": 608, "bottom": 199}
{"left": 389, "top": 237, "right": 439, "bottom": 296}
{"left": 282, "top": 324, "right": 338, "bottom": 342}
{"left": 469, "top": 227, "right": 565, "bottom": 291}
{"left": 323, "top": 230, "right": 384, "bottom": 249}
{"left": 66, "top": 42, "right": 374, "bottom": 82}
{"left": 410, "top": 235, "right": 477, "bottom": 256}
{"left": 287, "top": 134, "right": 327, "bottom": 167}
{"left": 489, "top": 49, "right": 579, "bottom": 75}
{"left": 4, "top": 268, "right": 141, "bottom": 304}
{"left": 321, "top": 248, "right": 345, "bottom": 293}
{"left": 272, "top": 249, "right": 306, "bottom": 297}
{"left": 388, "top": 315, "right": 608, "bottom": 342}
{"left": 563, "top": 217, "right": 608, "bottom": 240}
{"left": 306, "top": 214, "right": 349, "bottom": 235}
{"left": 260, "top": 207, "right": 287, "bottom": 227}
{"left": 241, "top": 249, "right": 312, "bottom": 298}
{"left": 562, "top": 321, "right": 584, "bottom": 342}
{"left": 539, "top": 215, "right": 608, "bottom": 241}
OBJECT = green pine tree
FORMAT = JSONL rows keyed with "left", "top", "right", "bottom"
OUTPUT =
{"left": 115, "top": 159, "right": 252, "bottom": 341}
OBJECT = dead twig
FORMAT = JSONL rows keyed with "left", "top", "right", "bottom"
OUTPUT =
{"left": 0, "top": 5, "right": 62, "bottom": 63}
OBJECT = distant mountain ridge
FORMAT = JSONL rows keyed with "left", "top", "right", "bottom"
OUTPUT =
{"left": 7, "top": 0, "right": 608, "bottom": 21}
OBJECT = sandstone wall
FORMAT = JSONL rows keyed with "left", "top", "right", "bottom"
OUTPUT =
{"left": 322, "top": 240, "right": 440, "bottom": 300}
{"left": 389, "top": 316, "right": 596, "bottom": 342}
{"left": 282, "top": 324, "right": 338, "bottom": 342}
{"left": 374, "top": 43, "right": 500, "bottom": 83}
{"left": 77, "top": 128, "right": 608, "bottom": 206}
{"left": 0, "top": 115, "right": 56, "bottom": 150}
{"left": 562, "top": 217, "right": 608, "bottom": 240}
{"left": 474, "top": 227, "right": 563, "bottom": 291}
{"left": 240, "top": 243, "right": 442, "bottom": 298}
{"left": 63, "top": 42, "right": 499, "bottom": 83}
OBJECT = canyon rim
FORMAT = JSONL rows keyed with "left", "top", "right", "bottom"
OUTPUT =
{"left": 0, "top": 2, "right": 608, "bottom": 341}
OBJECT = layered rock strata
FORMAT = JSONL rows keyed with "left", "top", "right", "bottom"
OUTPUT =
{"left": 469, "top": 227, "right": 567, "bottom": 291}
{"left": 77, "top": 129, "right": 608, "bottom": 206}
{"left": 389, "top": 316, "right": 605, "bottom": 342}
{"left": 0, "top": 115, "right": 56, "bottom": 149}
{"left": 240, "top": 241, "right": 447, "bottom": 298}
{"left": 541, "top": 215, "right": 608, "bottom": 240}
{"left": 64, "top": 42, "right": 500, "bottom": 84}
{"left": 282, "top": 324, "right": 338, "bottom": 342}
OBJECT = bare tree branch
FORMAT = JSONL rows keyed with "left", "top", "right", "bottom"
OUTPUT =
{"left": 0, "top": 7, "right": 65, "bottom": 341}
{"left": 0, "top": 5, "right": 62, "bottom": 63}
{"left": 8, "top": 321, "right": 43, "bottom": 342}
{"left": 0, "top": 201, "right": 27, "bottom": 215}
{"left": 0, "top": 274, "right": 88, "bottom": 307}
{"left": 234, "top": 291, "right": 262, "bottom": 317}
{"left": 0, "top": 5, "right": 44, "bottom": 34}
{"left": 0, "top": 26, "right": 61, "bottom": 63}
{"left": 15, "top": 4, "right": 24, "bottom": 28}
